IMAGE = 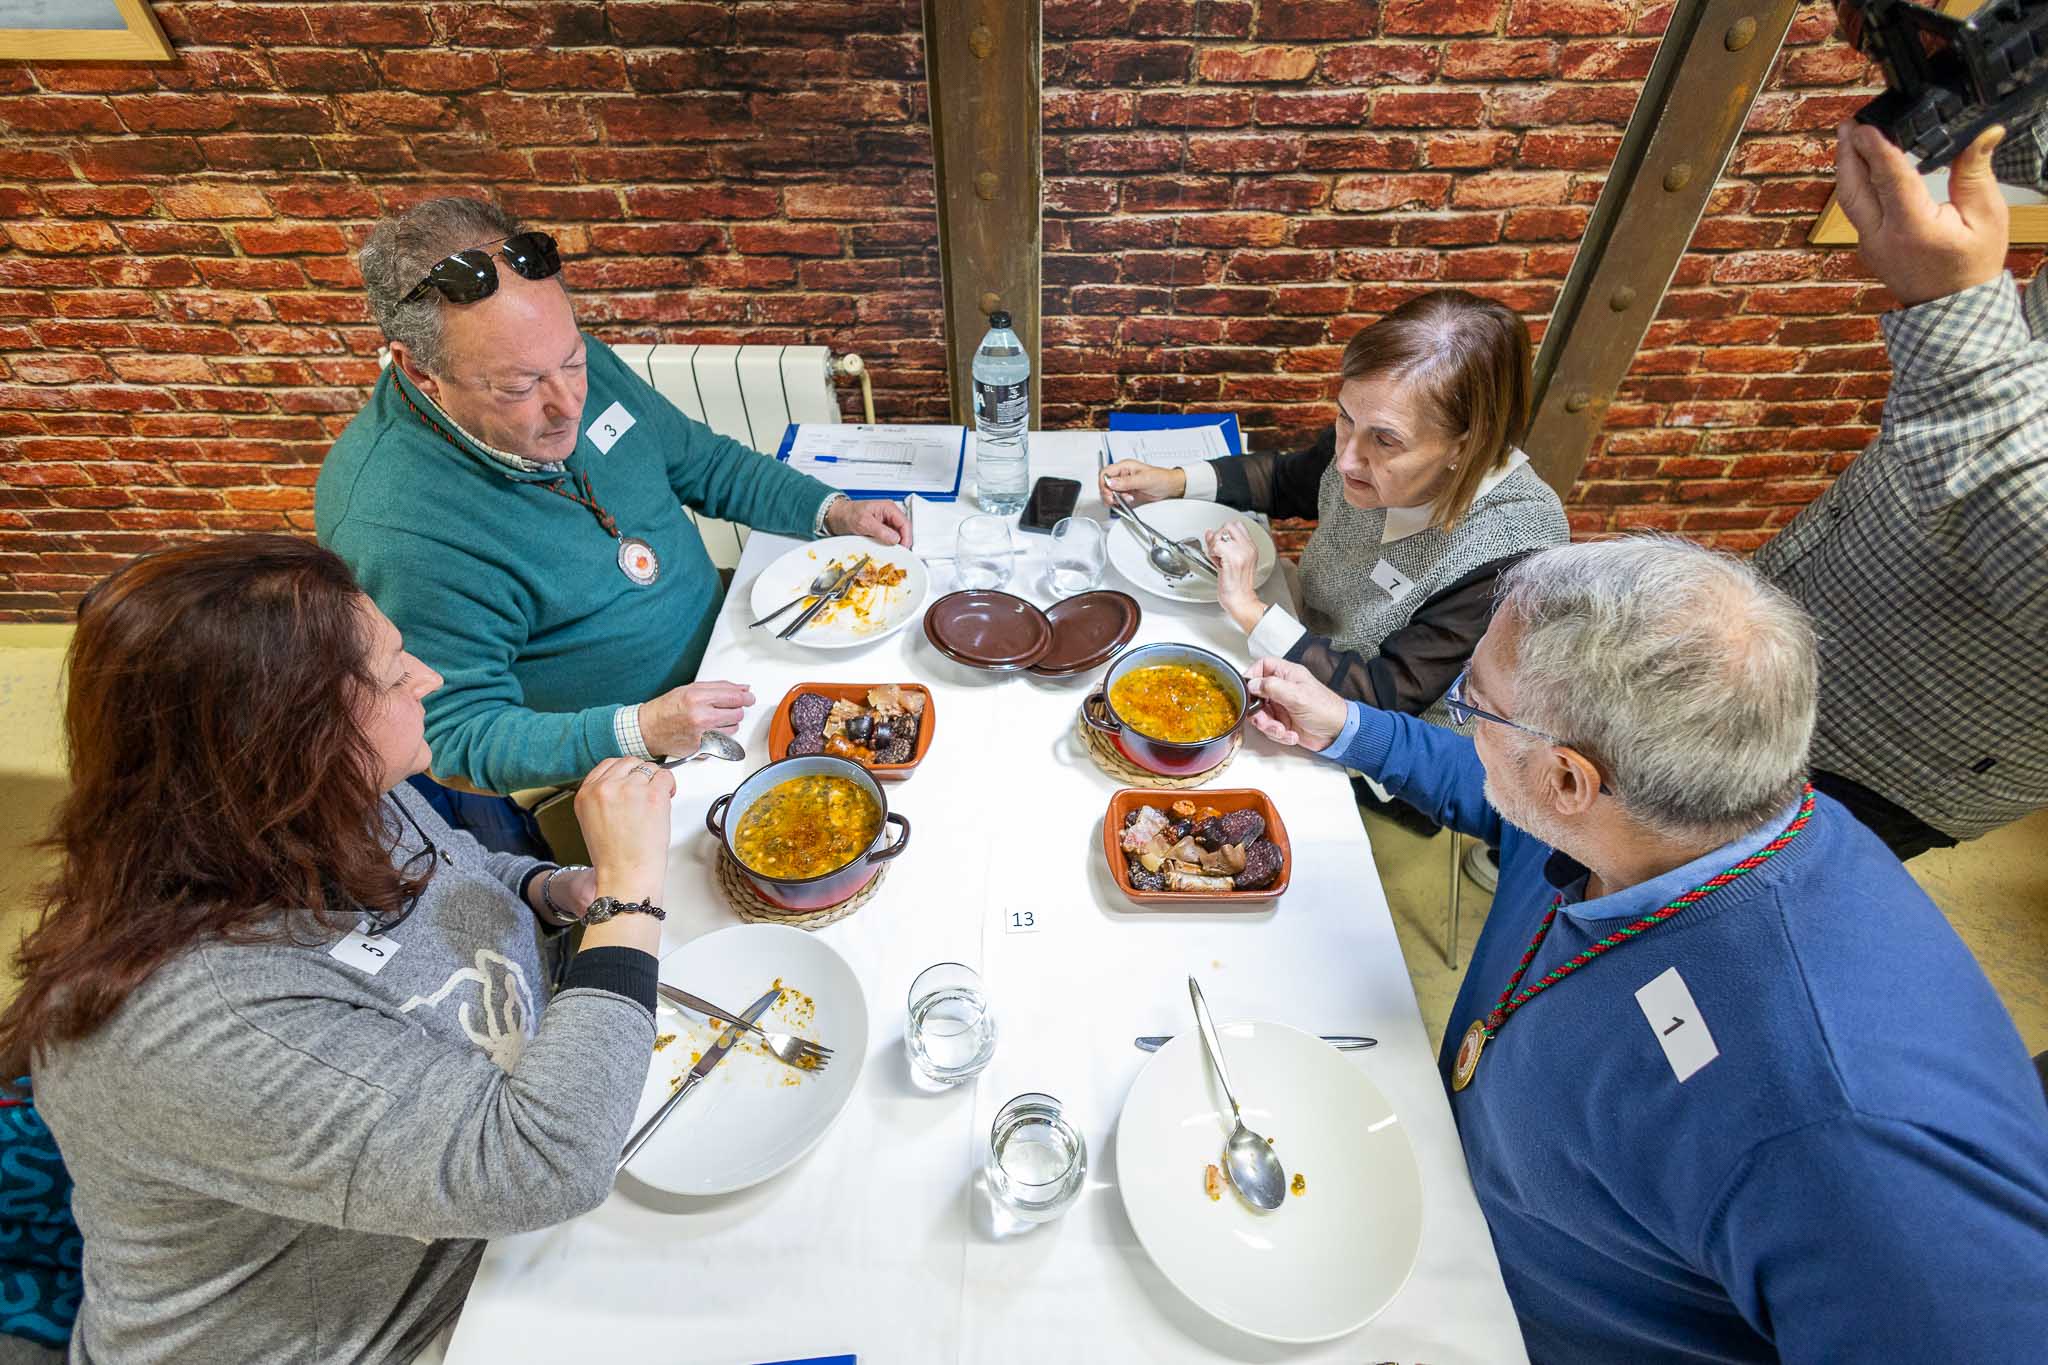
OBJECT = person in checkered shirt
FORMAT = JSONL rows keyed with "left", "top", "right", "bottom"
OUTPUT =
{"left": 1753, "top": 117, "right": 2048, "bottom": 860}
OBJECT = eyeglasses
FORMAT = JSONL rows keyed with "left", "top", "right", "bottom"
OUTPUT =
{"left": 399, "top": 231, "right": 562, "bottom": 307}
{"left": 1445, "top": 666, "right": 1613, "bottom": 795}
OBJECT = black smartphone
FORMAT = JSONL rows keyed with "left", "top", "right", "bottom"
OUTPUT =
{"left": 1018, "top": 476, "right": 1082, "bottom": 533}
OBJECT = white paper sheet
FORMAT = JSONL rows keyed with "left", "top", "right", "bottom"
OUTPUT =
{"left": 783, "top": 423, "right": 965, "bottom": 495}
{"left": 1103, "top": 424, "right": 1231, "bottom": 468}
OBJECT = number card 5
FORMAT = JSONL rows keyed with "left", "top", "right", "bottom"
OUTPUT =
{"left": 329, "top": 921, "right": 401, "bottom": 976}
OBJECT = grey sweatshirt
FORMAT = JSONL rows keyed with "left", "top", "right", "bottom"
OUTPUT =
{"left": 31, "top": 785, "right": 657, "bottom": 1364}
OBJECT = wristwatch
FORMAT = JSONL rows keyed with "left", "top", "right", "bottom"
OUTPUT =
{"left": 582, "top": 895, "right": 667, "bottom": 924}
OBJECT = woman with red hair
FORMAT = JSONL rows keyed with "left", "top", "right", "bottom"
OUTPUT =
{"left": 4, "top": 535, "right": 677, "bottom": 1362}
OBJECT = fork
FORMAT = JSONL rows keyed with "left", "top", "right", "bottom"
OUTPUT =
{"left": 657, "top": 982, "right": 834, "bottom": 1072}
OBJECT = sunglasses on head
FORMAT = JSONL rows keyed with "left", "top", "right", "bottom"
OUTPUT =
{"left": 399, "top": 231, "right": 562, "bottom": 307}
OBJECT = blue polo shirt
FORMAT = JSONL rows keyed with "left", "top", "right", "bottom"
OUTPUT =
{"left": 1324, "top": 703, "right": 2048, "bottom": 1363}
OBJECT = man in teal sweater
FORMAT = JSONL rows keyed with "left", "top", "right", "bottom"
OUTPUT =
{"left": 317, "top": 198, "right": 909, "bottom": 796}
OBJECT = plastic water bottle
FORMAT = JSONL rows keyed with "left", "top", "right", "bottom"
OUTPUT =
{"left": 971, "top": 310, "right": 1031, "bottom": 515}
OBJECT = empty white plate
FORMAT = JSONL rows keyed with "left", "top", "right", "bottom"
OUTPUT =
{"left": 1106, "top": 500, "right": 1277, "bottom": 604}
{"left": 622, "top": 923, "right": 867, "bottom": 1196}
{"left": 749, "top": 536, "right": 930, "bottom": 648}
{"left": 1116, "top": 1020, "right": 1422, "bottom": 1343}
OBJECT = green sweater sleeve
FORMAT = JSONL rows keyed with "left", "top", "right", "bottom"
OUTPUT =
{"left": 600, "top": 345, "right": 835, "bottom": 535}
{"left": 329, "top": 519, "right": 623, "bottom": 793}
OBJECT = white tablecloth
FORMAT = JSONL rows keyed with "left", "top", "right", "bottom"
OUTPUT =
{"left": 446, "top": 431, "right": 1525, "bottom": 1364}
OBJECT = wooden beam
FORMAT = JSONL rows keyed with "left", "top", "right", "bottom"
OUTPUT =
{"left": 921, "top": 1, "right": 1043, "bottom": 426}
{"left": 1526, "top": 0, "right": 1801, "bottom": 496}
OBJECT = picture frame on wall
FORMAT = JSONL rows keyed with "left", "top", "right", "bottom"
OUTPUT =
{"left": 1809, "top": 0, "right": 2048, "bottom": 246}
{"left": 0, "top": 0, "right": 173, "bottom": 62}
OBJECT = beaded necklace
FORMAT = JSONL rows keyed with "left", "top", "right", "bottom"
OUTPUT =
{"left": 1451, "top": 784, "right": 1816, "bottom": 1091}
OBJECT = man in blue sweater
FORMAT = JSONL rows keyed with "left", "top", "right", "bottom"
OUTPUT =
{"left": 1248, "top": 537, "right": 2048, "bottom": 1362}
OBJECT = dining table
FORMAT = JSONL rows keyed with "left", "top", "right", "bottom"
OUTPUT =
{"left": 444, "top": 430, "right": 1527, "bottom": 1364}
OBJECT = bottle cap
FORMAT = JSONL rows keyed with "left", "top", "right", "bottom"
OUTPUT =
{"left": 987, "top": 310, "right": 1012, "bottom": 328}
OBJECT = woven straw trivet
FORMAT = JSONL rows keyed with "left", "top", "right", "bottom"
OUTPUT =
{"left": 716, "top": 852, "right": 886, "bottom": 929}
{"left": 1074, "top": 711, "right": 1239, "bottom": 788}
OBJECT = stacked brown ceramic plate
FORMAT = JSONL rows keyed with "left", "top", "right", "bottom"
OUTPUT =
{"left": 923, "top": 589, "right": 1140, "bottom": 676}
{"left": 1029, "top": 590, "right": 1141, "bottom": 677}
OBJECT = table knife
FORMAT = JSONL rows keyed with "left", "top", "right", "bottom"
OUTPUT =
{"left": 776, "top": 555, "right": 868, "bottom": 640}
{"left": 1133, "top": 1033, "right": 1375, "bottom": 1052}
{"left": 618, "top": 982, "right": 781, "bottom": 1172}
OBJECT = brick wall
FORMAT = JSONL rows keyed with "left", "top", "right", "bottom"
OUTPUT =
{"left": 1, "top": 1, "right": 2037, "bottom": 618}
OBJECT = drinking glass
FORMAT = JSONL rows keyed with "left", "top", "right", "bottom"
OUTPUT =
{"left": 985, "top": 1092, "right": 1087, "bottom": 1223}
{"left": 1045, "top": 516, "right": 1105, "bottom": 597}
{"left": 955, "top": 515, "right": 1014, "bottom": 591}
{"left": 906, "top": 962, "right": 998, "bottom": 1088}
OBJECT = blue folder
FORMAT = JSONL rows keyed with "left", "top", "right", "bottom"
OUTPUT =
{"left": 774, "top": 423, "right": 964, "bottom": 502}
{"left": 1107, "top": 410, "right": 1243, "bottom": 457}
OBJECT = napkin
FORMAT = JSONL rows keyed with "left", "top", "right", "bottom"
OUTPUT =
{"left": 907, "top": 493, "right": 977, "bottom": 555}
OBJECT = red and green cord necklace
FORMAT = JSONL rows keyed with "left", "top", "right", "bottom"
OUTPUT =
{"left": 1450, "top": 783, "right": 1816, "bottom": 1091}
{"left": 395, "top": 380, "right": 662, "bottom": 586}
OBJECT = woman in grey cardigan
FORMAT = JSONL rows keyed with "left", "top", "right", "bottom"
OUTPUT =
{"left": 6, "top": 536, "right": 676, "bottom": 1364}
{"left": 1103, "top": 290, "right": 1568, "bottom": 834}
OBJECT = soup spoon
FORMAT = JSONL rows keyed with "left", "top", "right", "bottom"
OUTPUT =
{"left": 661, "top": 731, "right": 746, "bottom": 768}
{"left": 1188, "top": 975, "right": 1288, "bottom": 1211}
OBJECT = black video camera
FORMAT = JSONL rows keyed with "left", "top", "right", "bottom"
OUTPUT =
{"left": 1840, "top": 0, "right": 2048, "bottom": 168}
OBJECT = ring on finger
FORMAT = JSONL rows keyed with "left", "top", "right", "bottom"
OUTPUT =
{"left": 632, "top": 763, "right": 655, "bottom": 777}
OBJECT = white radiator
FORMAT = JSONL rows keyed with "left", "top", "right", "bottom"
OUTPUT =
{"left": 611, "top": 342, "right": 842, "bottom": 569}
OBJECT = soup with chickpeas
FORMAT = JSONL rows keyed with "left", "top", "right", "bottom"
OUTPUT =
{"left": 1108, "top": 663, "right": 1239, "bottom": 744}
{"left": 733, "top": 773, "right": 880, "bottom": 878}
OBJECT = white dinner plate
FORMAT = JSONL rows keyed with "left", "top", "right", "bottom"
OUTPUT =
{"left": 623, "top": 923, "right": 868, "bottom": 1196}
{"left": 749, "top": 536, "right": 930, "bottom": 648}
{"left": 1116, "top": 1020, "right": 1423, "bottom": 1344}
{"left": 1106, "top": 499, "right": 1277, "bottom": 604}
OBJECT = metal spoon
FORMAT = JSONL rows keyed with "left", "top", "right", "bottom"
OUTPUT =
{"left": 659, "top": 730, "right": 746, "bottom": 768}
{"left": 1187, "top": 976, "right": 1287, "bottom": 1211}
{"left": 1147, "top": 536, "right": 1197, "bottom": 581}
{"left": 1175, "top": 536, "right": 1221, "bottom": 578}
{"left": 1106, "top": 503, "right": 1192, "bottom": 583}
{"left": 748, "top": 567, "right": 841, "bottom": 629}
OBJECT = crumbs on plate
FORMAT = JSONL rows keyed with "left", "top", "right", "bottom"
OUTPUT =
{"left": 805, "top": 557, "right": 908, "bottom": 634}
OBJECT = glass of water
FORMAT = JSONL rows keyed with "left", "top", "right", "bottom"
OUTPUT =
{"left": 955, "top": 515, "right": 1014, "bottom": 591}
{"left": 986, "top": 1092, "right": 1088, "bottom": 1224}
{"left": 906, "top": 962, "right": 997, "bottom": 1088}
{"left": 1045, "top": 516, "right": 1105, "bottom": 597}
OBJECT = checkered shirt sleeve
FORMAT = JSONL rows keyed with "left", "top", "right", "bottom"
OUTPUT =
{"left": 612, "top": 704, "right": 654, "bottom": 761}
{"left": 1754, "top": 248, "right": 2048, "bottom": 838}
{"left": 1875, "top": 270, "right": 2048, "bottom": 617}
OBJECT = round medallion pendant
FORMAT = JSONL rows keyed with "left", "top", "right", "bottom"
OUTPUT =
{"left": 1451, "top": 1019, "right": 1487, "bottom": 1092}
{"left": 618, "top": 536, "right": 660, "bottom": 586}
